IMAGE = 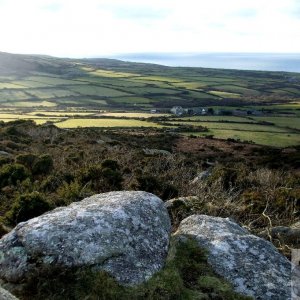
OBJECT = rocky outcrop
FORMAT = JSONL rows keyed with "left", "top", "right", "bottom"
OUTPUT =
{"left": 0, "top": 191, "right": 171, "bottom": 286}
{"left": 0, "top": 286, "right": 18, "bottom": 300}
{"left": 175, "top": 215, "right": 291, "bottom": 300}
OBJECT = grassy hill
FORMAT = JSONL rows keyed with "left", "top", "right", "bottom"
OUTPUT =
{"left": 0, "top": 51, "right": 300, "bottom": 110}
{"left": 0, "top": 52, "right": 299, "bottom": 147}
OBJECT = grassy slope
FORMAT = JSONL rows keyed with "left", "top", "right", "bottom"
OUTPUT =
{"left": 0, "top": 51, "right": 300, "bottom": 110}
{"left": 0, "top": 52, "right": 300, "bottom": 147}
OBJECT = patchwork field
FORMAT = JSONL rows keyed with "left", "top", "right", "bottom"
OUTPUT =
{"left": 0, "top": 52, "right": 299, "bottom": 147}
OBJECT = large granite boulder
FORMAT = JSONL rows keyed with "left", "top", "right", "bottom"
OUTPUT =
{"left": 175, "top": 215, "right": 291, "bottom": 300}
{"left": 0, "top": 191, "right": 171, "bottom": 286}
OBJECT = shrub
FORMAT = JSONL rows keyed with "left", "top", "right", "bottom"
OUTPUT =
{"left": 101, "top": 159, "right": 120, "bottom": 171}
{"left": 135, "top": 175, "right": 178, "bottom": 200}
{"left": 40, "top": 175, "right": 63, "bottom": 193}
{"left": 0, "top": 163, "right": 30, "bottom": 187}
{"left": 57, "top": 180, "right": 91, "bottom": 205}
{"left": 100, "top": 167, "right": 123, "bottom": 190}
{"left": 16, "top": 153, "right": 38, "bottom": 170}
{"left": 5, "top": 192, "right": 51, "bottom": 224}
{"left": 32, "top": 154, "right": 53, "bottom": 175}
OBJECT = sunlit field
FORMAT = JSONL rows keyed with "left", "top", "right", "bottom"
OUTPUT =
{"left": 55, "top": 118, "right": 163, "bottom": 128}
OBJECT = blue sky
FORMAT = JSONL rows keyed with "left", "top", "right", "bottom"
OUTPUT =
{"left": 0, "top": 0, "right": 300, "bottom": 57}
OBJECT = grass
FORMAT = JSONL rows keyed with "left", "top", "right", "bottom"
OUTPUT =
{"left": 175, "top": 116, "right": 256, "bottom": 122}
{"left": 84, "top": 68, "right": 140, "bottom": 78}
{"left": 212, "top": 85, "right": 260, "bottom": 95}
{"left": 27, "top": 76, "right": 87, "bottom": 86}
{"left": 55, "top": 118, "right": 162, "bottom": 128}
{"left": 28, "top": 111, "right": 97, "bottom": 116}
{"left": 27, "top": 89, "right": 79, "bottom": 99}
{"left": 0, "top": 90, "right": 31, "bottom": 101}
{"left": 171, "top": 121, "right": 291, "bottom": 133}
{"left": 0, "top": 82, "right": 25, "bottom": 89}
{"left": 100, "top": 112, "right": 169, "bottom": 118}
{"left": 194, "top": 130, "right": 300, "bottom": 147}
{"left": 69, "top": 85, "right": 131, "bottom": 97}
{"left": 171, "top": 82, "right": 207, "bottom": 89}
{"left": 2, "top": 101, "right": 57, "bottom": 107}
{"left": 134, "top": 76, "right": 183, "bottom": 83}
{"left": 250, "top": 116, "right": 300, "bottom": 130}
{"left": 123, "top": 86, "right": 180, "bottom": 95}
{"left": 111, "top": 96, "right": 154, "bottom": 104}
{"left": 208, "top": 91, "right": 240, "bottom": 98}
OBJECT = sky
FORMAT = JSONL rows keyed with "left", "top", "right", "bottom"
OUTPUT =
{"left": 0, "top": 0, "right": 300, "bottom": 57}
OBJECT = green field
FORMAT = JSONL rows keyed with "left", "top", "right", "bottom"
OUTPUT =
{"left": 55, "top": 118, "right": 162, "bottom": 128}
{"left": 170, "top": 121, "right": 291, "bottom": 133}
{"left": 175, "top": 116, "right": 256, "bottom": 122}
{"left": 69, "top": 85, "right": 130, "bottom": 97}
{"left": 188, "top": 130, "right": 300, "bottom": 147}
{"left": 250, "top": 116, "right": 300, "bottom": 130}
{"left": 100, "top": 112, "right": 169, "bottom": 118}
{"left": 4, "top": 101, "right": 57, "bottom": 107}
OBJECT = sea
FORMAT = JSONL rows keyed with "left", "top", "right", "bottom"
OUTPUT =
{"left": 112, "top": 53, "right": 300, "bottom": 73}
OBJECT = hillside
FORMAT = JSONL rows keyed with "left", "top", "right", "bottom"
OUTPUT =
{"left": 0, "top": 52, "right": 299, "bottom": 148}
{"left": 0, "top": 52, "right": 300, "bottom": 110}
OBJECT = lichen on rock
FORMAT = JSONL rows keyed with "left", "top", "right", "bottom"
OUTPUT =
{"left": 0, "top": 191, "right": 171, "bottom": 286}
{"left": 175, "top": 214, "right": 291, "bottom": 300}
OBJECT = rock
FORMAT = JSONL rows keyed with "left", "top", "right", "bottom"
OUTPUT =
{"left": 0, "top": 151, "right": 10, "bottom": 156}
{"left": 175, "top": 215, "right": 291, "bottom": 300}
{"left": 143, "top": 148, "right": 171, "bottom": 156}
{"left": 165, "top": 196, "right": 197, "bottom": 210}
{"left": 259, "top": 221, "right": 300, "bottom": 247}
{"left": 165, "top": 197, "right": 197, "bottom": 228}
{"left": 0, "top": 286, "right": 18, "bottom": 300}
{"left": 0, "top": 191, "right": 171, "bottom": 286}
{"left": 191, "top": 169, "right": 212, "bottom": 184}
{"left": 96, "top": 139, "right": 106, "bottom": 144}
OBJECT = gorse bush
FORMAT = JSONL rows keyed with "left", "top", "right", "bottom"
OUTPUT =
{"left": 5, "top": 191, "right": 51, "bottom": 225}
{"left": 16, "top": 153, "right": 38, "bottom": 170}
{"left": 0, "top": 163, "right": 30, "bottom": 187}
{"left": 32, "top": 154, "right": 53, "bottom": 175}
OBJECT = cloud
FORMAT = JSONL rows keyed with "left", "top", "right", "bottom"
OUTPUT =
{"left": 0, "top": 0, "right": 299, "bottom": 56}
{"left": 97, "top": 2, "right": 169, "bottom": 20}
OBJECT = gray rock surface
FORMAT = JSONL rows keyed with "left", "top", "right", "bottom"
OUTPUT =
{"left": 0, "top": 191, "right": 171, "bottom": 285}
{"left": 0, "top": 151, "right": 10, "bottom": 156}
{"left": 259, "top": 221, "right": 300, "bottom": 247}
{"left": 175, "top": 215, "right": 291, "bottom": 300}
{"left": 0, "top": 286, "right": 18, "bottom": 300}
{"left": 191, "top": 170, "right": 212, "bottom": 184}
{"left": 143, "top": 148, "right": 171, "bottom": 156}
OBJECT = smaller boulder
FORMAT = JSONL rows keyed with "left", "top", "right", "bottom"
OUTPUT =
{"left": 175, "top": 215, "right": 291, "bottom": 300}
{"left": 259, "top": 221, "right": 300, "bottom": 248}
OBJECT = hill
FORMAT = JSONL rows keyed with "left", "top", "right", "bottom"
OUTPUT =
{"left": 0, "top": 51, "right": 300, "bottom": 110}
{"left": 0, "top": 52, "right": 299, "bottom": 148}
